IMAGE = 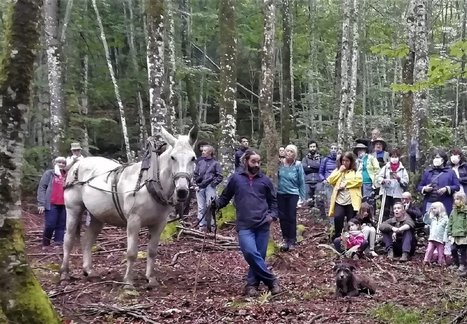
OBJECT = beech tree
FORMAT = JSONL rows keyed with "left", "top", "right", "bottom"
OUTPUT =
{"left": 0, "top": 0, "right": 60, "bottom": 322}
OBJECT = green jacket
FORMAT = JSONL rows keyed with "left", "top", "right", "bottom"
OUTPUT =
{"left": 448, "top": 207, "right": 467, "bottom": 238}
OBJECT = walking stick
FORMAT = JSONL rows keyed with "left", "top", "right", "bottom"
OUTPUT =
{"left": 376, "top": 190, "right": 387, "bottom": 236}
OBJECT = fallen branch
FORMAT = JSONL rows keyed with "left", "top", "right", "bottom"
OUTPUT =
{"left": 49, "top": 280, "right": 126, "bottom": 298}
{"left": 170, "top": 250, "right": 194, "bottom": 266}
{"left": 370, "top": 258, "right": 397, "bottom": 283}
{"left": 176, "top": 226, "right": 236, "bottom": 242}
{"left": 450, "top": 308, "right": 467, "bottom": 324}
{"left": 317, "top": 244, "right": 342, "bottom": 257}
{"left": 80, "top": 303, "right": 157, "bottom": 324}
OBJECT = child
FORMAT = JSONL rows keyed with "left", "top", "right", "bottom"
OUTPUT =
{"left": 333, "top": 218, "right": 368, "bottom": 258}
{"left": 448, "top": 192, "right": 467, "bottom": 275}
{"left": 423, "top": 202, "right": 449, "bottom": 266}
{"left": 356, "top": 202, "right": 378, "bottom": 257}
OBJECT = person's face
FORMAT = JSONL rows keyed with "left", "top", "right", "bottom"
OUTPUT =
{"left": 71, "top": 149, "right": 82, "bottom": 156}
{"left": 401, "top": 195, "right": 412, "bottom": 205}
{"left": 241, "top": 138, "right": 249, "bottom": 148}
{"left": 455, "top": 196, "right": 465, "bottom": 208}
{"left": 374, "top": 143, "right": 383, "bottom": 152}
{"left": 349, "top": 222, "right": 359, "bottom": 231}
{"left": 393, "top": 204, "right": 404, "bottom": 218}
{"left": 357, "top": 149, "right": 366, "bottom": 158}
{"left": 285, "top": 148, "right": 295, "bottom": 160}
{"left": 342, "top": 157, "right": 351, "bottom": 169}
{"left": 279, "top": 147, "right": 285, "bottom": 156}
{"left": 246, "top": 154, "right": 261, "bottom": 174}
{"left": 201, "top": 147, "right": 211, "bottom": 158}
{"left": 330, "top": 145, "right": 338, "bottom": 154}
{"left": 55, "top": 160, "right": 66, "bottom": 170}
{"left": 309, "top": 143, "right": 317, "bottom": 152}
{"left": 371, "top": 130, "right": 380, "bottom": 140}
{"left": 431, "top": 205, "right": 440, "bottom": 215}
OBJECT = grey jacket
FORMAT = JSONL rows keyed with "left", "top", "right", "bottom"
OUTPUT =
{"left": 37, "top": 169, "right": 57, "bottom": 210}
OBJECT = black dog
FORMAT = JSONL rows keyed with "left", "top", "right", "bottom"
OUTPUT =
{"left": 334, "top": 263, "right": 376, "bottom": 297}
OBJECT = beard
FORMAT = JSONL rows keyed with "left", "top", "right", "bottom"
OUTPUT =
{"left": 248, "top": 166, "right": 260, "bottom": 174}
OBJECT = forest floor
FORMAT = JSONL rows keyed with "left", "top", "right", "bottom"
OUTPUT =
{"left": 22, "top": 204, "right": 467, "bottom": 324}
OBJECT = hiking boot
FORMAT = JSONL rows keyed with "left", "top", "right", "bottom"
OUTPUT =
{"left": 369, "top": 250, "right": 378, "bottom": 257}
{"left": 387, "top": 249, "right": 394, "bottom": 260}
{"left": 244, "top": 285, "right": 259, "bottom": 297}
{"left": 400, "top": 252, "right": 409, "bottom": 262}
{"left": 269, "top": 281, "right": 281, "bottom": 295}
{"left": 287, "top": 244, "right": 297, "bottom": 252}
{"left": 279, "top": 242, "right": 289, "bottom": 252}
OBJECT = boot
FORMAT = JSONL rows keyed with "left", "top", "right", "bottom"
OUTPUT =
{"left": 400, "top": 252, "right": 409, "bottom": 262}
{"left": 387, "top": 249, "right": 394, "bottom": 260}
{"left": 244, "top": 285, "right": 259, "bottom": 297}
{"left": 269, "top": 281, "right": 281, "bottom": 295}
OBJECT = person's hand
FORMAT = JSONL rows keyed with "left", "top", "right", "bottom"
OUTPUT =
{"left": 266, "top": 214, "right": 274, "bottom": 224}
{"left": 38, "top": 206, "right": 45, "bottom": 215}
{"left": 423, "top": 185, "right": 433, "bottom": 193}
{"left": 339, "top": 165, "right": 346, "bottom": 172}
{"left": 392, "top": 232, "right": 397, "bottom": 241}
{"left": 382, "top": 179, "right": 391, "bottom": 185}
{"left": 449, "top": 236, "right": 455, "bottom": 244}
{"left": 391, "top": 226, "right": 399, "bottom": 233}
{"left": 437, "top": 187, "right": 447, "bottom": 195}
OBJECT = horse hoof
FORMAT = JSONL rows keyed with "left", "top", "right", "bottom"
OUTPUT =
{"left": 124, "top": 284, "right": 135, "bottom": 290}
{"left": 60, "top": 273, "right": 70, "bottom": 282}
{"left": 83, "top": 270, "right": 89, "bottom": 277}
{"left": 147, "top": 278, "right": 158, "bottom": 288}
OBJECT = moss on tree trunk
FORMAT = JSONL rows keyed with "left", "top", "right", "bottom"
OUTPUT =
{"left": 0, "top": 219, "right": 60, "bottom": 323}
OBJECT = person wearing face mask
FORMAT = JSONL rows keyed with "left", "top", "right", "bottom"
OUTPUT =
{"left": 319, "top": 144, "right": 339, "bottom": 217}
{"left": 353, "top": 141, "right": 380, "bottom": 204}
{"left": 277, "top": 144, "right": 306, "bottom": 251}
{"left": 302, "top": 140, "right": 322, "bottom": 208}
{"left": 371, "top": 137, "right": 390, "bottom": 168}
{"left": 214, "top": 149, "right": 280, "bottom": 297}
{"left": 376, "top": 148, "right": 409, "bottom": 221}
{"left": 379, "top": 202, "right": 416, "bottom": 262}
{"left": 417, "top": 150, "right": 460, "bottom": 215}
{"left": 448, "top": 148, "right": 467, "bottom": 194}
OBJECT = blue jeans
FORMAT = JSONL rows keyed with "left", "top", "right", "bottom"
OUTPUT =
{"left": 196, "top": 185, "right": 217, "bottom": 227}
{"left": 238, "top": 227, "right": 276, "bottom": 288}
{"left": 362, "top": 183, "right": 373, "bottom": 199}
{"left": 43, "top": 204, "right": 66, "bottom": 246}
{"left": 277, "top": 193, "right": 299, "bottom": 245}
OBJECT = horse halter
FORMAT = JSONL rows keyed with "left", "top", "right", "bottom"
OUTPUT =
{"left": 173, "top": 171, "right": 193, "bottom": 184}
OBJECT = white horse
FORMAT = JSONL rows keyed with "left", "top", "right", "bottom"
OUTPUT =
{"left": 60, "top": 127, "right": 197, "bottom": 288}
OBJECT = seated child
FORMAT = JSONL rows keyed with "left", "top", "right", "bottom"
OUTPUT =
{"left": 333, "top": 218, "right": 368, "bottom": 258}
{"left": 423, "top": 202, "right": 449, "bottom": 266}
{"left": 356, "top": 202, "right": 378, "bottom": 257}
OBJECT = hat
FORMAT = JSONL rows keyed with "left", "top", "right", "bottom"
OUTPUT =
{"left": 353, "top": 143, "right": 368, "bottom": 155}
{"left": 372, "top": 137, "right": 387, "bottom": 150}
{"left": 70, "top": 142, "right": 82, "bottom": 150}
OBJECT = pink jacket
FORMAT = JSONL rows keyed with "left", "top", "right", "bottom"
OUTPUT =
{"left": 346, "top": 231, "right": 365, "bottom": 248}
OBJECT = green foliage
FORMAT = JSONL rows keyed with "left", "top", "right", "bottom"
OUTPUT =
{"left": 370, "top": 43, "right": 409, "bottom": 58}
{"left": 217, "top": 203, "right": 236, "bottom": 228}
{"left": 160, "top": 221, "right": 179, "bottom": 242}
{"left": 371, "top": 303, "right": 436, "bottom": 324}
{"left": 21, "top": 147, "right": 50, "bottom": 196}
{"left": 266, "top": 238, "right": 278, "bottom": 259}
{"left": 427, "top": 118, "right": 455, "bottom": 149}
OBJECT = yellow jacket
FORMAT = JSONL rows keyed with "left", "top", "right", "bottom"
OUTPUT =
{"left": 327, "top": 169, "right": 363, "bottom": 217}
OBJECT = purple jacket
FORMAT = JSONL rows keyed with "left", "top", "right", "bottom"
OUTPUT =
{"left": 319, "top": 154, "right": 337, "bottom": 181}
{"left": 234, "top": 147, "right": 248, "bottom": 170}
{"left": 417, "top": 166, "right": 460, "bottom": 214}
{"left": 194, "top": 157, "right": 223, "bottom": 189}
{"left": 217, "top": 170, "right": 278, "bottom": 231}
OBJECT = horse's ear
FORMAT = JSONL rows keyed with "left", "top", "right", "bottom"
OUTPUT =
{"left": 188, "top": 125, "right": 198, "bottom": 146}
{"left": 160, "top": 126, "right": 176, "bottom": 147}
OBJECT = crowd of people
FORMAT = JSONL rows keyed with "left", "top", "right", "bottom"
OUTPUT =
{"left": 36, "top": 130, "right": 467, "bottom": 298}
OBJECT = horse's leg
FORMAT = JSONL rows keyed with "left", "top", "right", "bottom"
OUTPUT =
{"left": 82, "top": 216, "right": 104, "bottom": 277}
{"left": 146, "top": 223, "right": 166, "bottom": 287}
{"left": 60, "top": 204, "right": 83, "bottom": 281}
{"left": 123, "top": 218, "right": 141, "bottom": 288}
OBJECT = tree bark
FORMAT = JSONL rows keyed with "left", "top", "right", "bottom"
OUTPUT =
{"left": 146, "top": 0, "right": 166, "bottom": 138}
{"left": 337, "top": 0, "right": 351, "bottom": 149}
{"left": 219, "top": 0, "right": 238, "bottom": 178}
{"left": 44, "top": 0, "right": 65, "bottom": 156}
{"left": 164, "top": 0, "right": 177, "bottom": 133}
{"left": 260, "top": 0, "right": 279, "bottom": 180}
{"left": 281, "top": 0, "right": 293, "bottom": 145}
{"left": 92, "top": 0, "right": 132, "bottom": 162}
{"left": 0, "top": 1, "right": 60, "bottom": 322}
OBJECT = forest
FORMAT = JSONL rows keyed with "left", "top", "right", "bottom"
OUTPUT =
{"left": 3, "top": 0, "right": 467, "bottom": 323}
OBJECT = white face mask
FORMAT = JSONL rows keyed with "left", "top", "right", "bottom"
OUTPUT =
{"left": 451, "top": 155, "right": 461, "bottom": 165}
{"left": 390, "top": 157, "right": 399, "bottom": 164}
{"left": 433, "top": 157, "right": 443, "bottom": 167}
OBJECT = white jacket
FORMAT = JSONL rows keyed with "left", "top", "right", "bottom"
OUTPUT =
{"left": 376, "top": 162, "right": 409, "bottom": 198}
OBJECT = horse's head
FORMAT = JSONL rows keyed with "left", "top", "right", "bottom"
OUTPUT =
{"left": 161, "top": 126, "right": 197, "bottom": 203}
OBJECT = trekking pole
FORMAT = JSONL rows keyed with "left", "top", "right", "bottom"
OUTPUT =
{"left": 376, "top": 190, "right": 386, "bottom": 236}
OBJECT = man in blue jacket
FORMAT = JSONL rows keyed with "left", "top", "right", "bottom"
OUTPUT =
{"left": 194, "top": 145, "right": 223, "bottom": 231}
{"left": 215, "top": 149, "right": 280, "bottom": 297}
{"left": 317, "top": 144, "right": 338, "bottom": 217}
{"left": 234, "top": 136, "right": 249, "bottom": 171}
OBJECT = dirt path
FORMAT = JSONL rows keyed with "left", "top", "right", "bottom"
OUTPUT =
{"left": 23, "top": 208, "right": 467, "bottom": 323}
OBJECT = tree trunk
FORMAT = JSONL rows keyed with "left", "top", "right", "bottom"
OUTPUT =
{"left": 260, "top": 0, "right": 279, "bottom": 180}
{"left": 44, "top": 0, "right": 65, "bottom": 156}
{"left": 345, "top": 0, "right": 359, "bottom": 148}
{"left": 411, "top": 0, "right": 429, "bottom": 166}
{"left": 459, "top": 0, "right": 467, "bottom": 125}
{"left": 219, "top": 0, "right": 238, "bottom": 178}
{"left": 92, "top": 0, "right": 132, "bottom": 162}
{"left": 281, "top": 0, "right": 293, "bottom": 145}
{"left": 180, "top": 0, "right": 198, "bottom": 127}
{"left": 337, "top": 0, "right": 351, "bottom": 149}
{"left": 164, "top": 0, "right": 177, "bottom": 133}
{"left": 126, "top": 0, "right": 148, "bottom": 151}
{"left": 0, "top": 1, "right": 60, "bottom": 322}
{"left": 146, "top": 0, "right": 166, "bottom": 138}
{"left": 78, "top": 0, "right": 90, "bottom": 152}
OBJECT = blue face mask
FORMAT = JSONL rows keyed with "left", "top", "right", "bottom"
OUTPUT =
{"left": 330, "top": 151, "right": 337, "bottom": 158}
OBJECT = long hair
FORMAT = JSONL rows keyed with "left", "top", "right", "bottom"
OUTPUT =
{"left": 429, "top": 201, "right": 448, "bottom": 218}
{"left": 357, "top": 202, "right": 374, "bottom": 220}
{"left": 336, "top": 151, "right": 357, "bottom": 171}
